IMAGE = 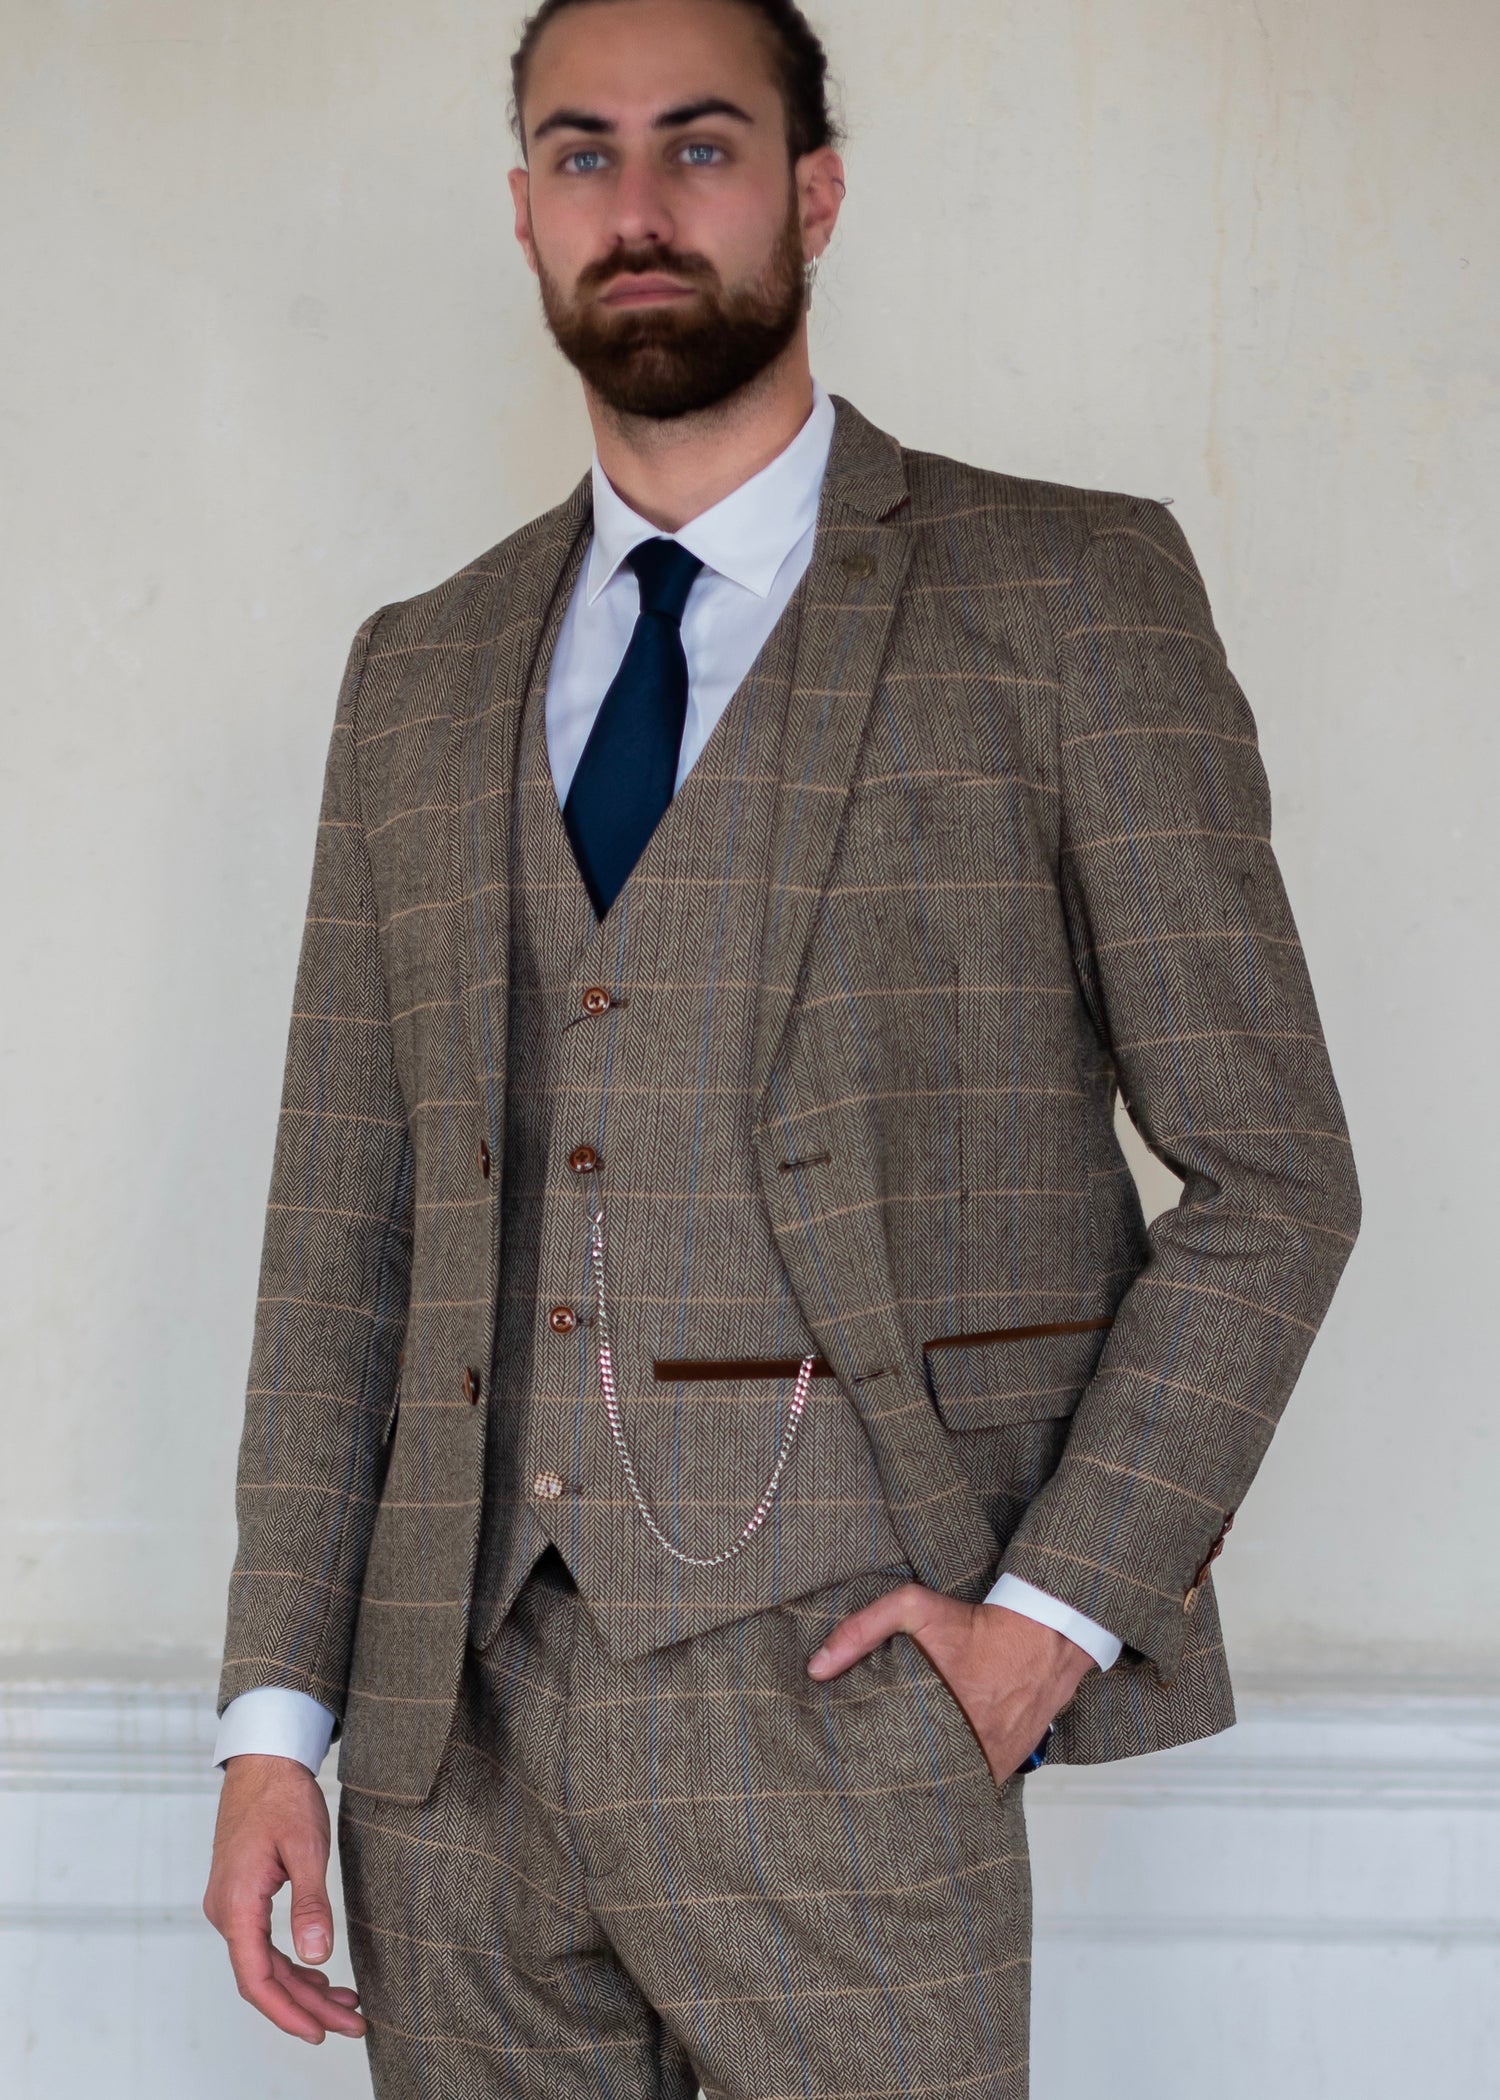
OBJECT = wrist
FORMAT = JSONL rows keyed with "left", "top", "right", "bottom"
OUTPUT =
{"left": 985, "top": 1600, "right": 1097, "bottom": 1688}
{"left": 221, "top": 1751, "right": 318, "bottom": 1785}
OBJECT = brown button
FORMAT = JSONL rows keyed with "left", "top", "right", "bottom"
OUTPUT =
{"left": 477, "top": 1139, "right": 491, "bottom": 1179}
{"left": 532, "top": 1469, "right": 566, "bottom": 1500}
{"left": 461, "top": 1367, "right": 481, "bottom": 1405}
{"left": 567, "top": 1145, "right": 599, "bottom": 1174}
{"left": 581, "top": 986, "right": 613, "bottom": 1016}
{"left": 842, "top": 549, "right": 876, "bottom": 579}
{"left": 548, "top": 1305, "right": 578, "bottom": 1334}
{"left": 1190, "top": 1510, "right": 1236, "bottom": 1592}
{"left": 1182, "top": 1585, "right": 1201, "bottom": 1615}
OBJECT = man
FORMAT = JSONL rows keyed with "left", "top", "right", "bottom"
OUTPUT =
{"left": 203, "top": 0, "right": 1361, "bottom": 2093}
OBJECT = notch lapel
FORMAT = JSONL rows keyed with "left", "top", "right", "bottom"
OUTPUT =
{"left": 450, "top": 479, "right": 592, "bottom": 1154}
{"left": 748, "top": 397, "right": 1002, "bottom": 1596}
{"left": 749, "top": 394, "right": 917, "bottom": 1111}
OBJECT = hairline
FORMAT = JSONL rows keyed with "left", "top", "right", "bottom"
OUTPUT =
{"left": 512, "top": 0, "right": 816, "bottom": 168}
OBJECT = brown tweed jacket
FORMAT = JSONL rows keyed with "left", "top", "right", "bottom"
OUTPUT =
{"left": 218, "top": 393, "right": 1360, "bottom": 1802}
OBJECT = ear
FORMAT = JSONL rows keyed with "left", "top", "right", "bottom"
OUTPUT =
{"left": 508, "top": 166, "right": 538, "bottom": 275}
{"left": 795, "top": 146, "right": 845, "bottom": 263}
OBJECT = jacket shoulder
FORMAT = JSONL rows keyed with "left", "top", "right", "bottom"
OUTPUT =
{"left": 898, "top": 442, "right": 1182, "bottom": 578}
{"left": 353, "top": 482, "right": 588, "bottom": 695}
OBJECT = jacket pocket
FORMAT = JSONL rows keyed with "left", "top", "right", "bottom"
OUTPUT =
{"left": 922, "top": 1319, "right": 1111, "bottom": 1431}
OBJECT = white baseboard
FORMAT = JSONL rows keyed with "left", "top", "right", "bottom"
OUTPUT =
{"left": 2, "top": 1676, "right": 1497, "bottom": 2098}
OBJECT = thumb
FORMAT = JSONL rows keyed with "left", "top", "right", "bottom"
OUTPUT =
{"left": 807, "top": 1581, "right": 929, "bottom": 1680}
{"left": 285, "top": 1838, "right": 335, "bottom": 1967}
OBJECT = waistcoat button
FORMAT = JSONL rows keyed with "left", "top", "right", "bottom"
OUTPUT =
{"left": 581, "top": 986, "right": 613, "bottom": 1016}
{"left": 461, "top": 1367, "right": 481, "bottom": 1405}
{"left": 532, "top": 1470, "right": 566, "bottom": 1500}
{"left": 477, "top": 1139, "right": 491, "bottom": 1179}
{"left": 567, "top": 1145, "right": 599, "bottom": 1174}
{"left": 548, "top": 1305, "right": 578, "bottom": 1334}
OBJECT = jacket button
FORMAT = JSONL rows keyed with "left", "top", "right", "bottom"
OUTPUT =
{"left": 1182, "top": 1584, "right": 1201, "bottom": 1615}
{"left": 581, "top": 986, "right": 613, "bottom": 1016}
{"left": 567, "top": 1145, "right": 599, "bottom": 1174}
{"left": 461, "top": 1367, "right": 481, "bottom": 1405}
{"left": 532, "top": 1469, "right": 565, "bottom": 1500}
{"left": 477, "top": 1140, "right": 491, "bottom": 1179}
{"left": 548, "top": 1305, "right": 578, "bottom": 1334}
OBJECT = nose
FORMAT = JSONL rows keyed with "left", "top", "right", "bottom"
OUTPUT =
{"left": 607, "top": 153, "right": 676, "bottom": 252}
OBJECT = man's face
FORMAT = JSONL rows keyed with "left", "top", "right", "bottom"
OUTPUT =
{"left": 509, "top": 0, "right": 837, "bottom": 419}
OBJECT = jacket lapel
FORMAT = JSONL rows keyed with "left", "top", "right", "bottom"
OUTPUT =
{"left": 749, "top": 393, "right": 917, "bottom": 1110}
{"left": 746, "top": 398, "right": 1001, "bottom": 1596}
{"left": 451, "top": 478, "right": 592, "bottom": 1157}
{"left": 454, "top": 392, "right": 917, "bottom": 1140}
{"left": 445, "top": 397, "right": 996, "bottom": 1596}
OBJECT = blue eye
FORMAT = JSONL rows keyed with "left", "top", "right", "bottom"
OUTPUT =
{"left": 565, "top": 149, "right": 605, "bottom": 174}
{"left": 682, "top": 142, "right": 724, "bottom": 166}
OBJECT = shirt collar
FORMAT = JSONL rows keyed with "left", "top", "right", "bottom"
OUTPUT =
{"left": 584, "top": 376, "right": 836, "bottom": 606}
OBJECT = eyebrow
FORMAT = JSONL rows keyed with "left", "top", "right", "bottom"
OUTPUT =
{"left": 531, "top": 97, "right": 755, "bottom": 144}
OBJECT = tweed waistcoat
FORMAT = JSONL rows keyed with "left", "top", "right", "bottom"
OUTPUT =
{"left": 470, "top": 538, "right": 908, "bottom": 1659}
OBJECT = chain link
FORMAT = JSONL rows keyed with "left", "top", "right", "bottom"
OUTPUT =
{"left": 585, "top": 1199, "right": 814, "bottom": 1568}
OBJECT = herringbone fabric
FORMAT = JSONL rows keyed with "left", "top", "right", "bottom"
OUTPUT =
{"left": 339, "top": 1547, "right": 1032, "bottom": 2100}
{"left": 468, "top": 530, "right": 907, "bottom": 1657}
{"left": 218, "top": 394, "right": 1360, "bottom": 1805}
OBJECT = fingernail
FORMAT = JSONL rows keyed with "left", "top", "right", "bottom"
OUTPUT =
{"left": 301, "top": 1932, "right": 329, "bottom": 1961}
{"left": 807, "top": 1647, "right": 830, "bottom": 1676}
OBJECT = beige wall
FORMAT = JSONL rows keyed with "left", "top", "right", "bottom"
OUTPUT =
{"left": 2, "top": 0, "right": 1495, "bottom": 1684}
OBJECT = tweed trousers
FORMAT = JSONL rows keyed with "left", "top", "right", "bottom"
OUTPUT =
{"left": 340, "top": 1546, "right": 1032, "bottom": 2100}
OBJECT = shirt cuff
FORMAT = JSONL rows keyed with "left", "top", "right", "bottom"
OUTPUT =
{"left": 984, "top": 1572, "right": 1124, "bottom": 1674}
{"left": 213, "top": 1687, "right": 338, "bottom": 1775}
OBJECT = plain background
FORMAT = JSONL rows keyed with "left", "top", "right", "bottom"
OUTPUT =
{"left": 1, "top": 4, "right": 1497, "bottom": 2093}
{"left": 3, "top": 0, "right": 1495, "bottom": 1687}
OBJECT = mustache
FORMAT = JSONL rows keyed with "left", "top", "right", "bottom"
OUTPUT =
{"left": 578, "top": 247, "right": 718, "bottom": 295}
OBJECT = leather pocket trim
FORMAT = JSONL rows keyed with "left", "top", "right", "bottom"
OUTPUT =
{"left": 922, "top": 1317, "right": 1112, "bottom": 1354}
{"left": 922, "top": 1319, "right": 1112, "bottom": 1430}
{"left": 653, "top": 1318, "right": 1111, "bottom": 1385}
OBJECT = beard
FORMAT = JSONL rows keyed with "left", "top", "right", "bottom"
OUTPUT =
{"left": 534, "top": 186, "right": 808, "bottom": 420}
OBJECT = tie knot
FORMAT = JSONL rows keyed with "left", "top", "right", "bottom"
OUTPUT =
{"left": 626, "top": 537, "right": 705, "bottom": 624}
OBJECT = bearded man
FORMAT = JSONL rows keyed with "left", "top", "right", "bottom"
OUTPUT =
{"left": 203, "top": 2, "right": 1361, "bottom": 2094}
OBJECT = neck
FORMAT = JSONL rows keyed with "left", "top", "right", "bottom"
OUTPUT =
{"left": 583, "top": 338, "right": 816, "bottom": 533}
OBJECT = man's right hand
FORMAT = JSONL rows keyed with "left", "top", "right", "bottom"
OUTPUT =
{"left": 203, "top": 1753, "right": 367, "bottom": 2045}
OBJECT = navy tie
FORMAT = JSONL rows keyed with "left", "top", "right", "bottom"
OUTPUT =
{"left": 562, "top": 537, "right": 706, "bottom": 918}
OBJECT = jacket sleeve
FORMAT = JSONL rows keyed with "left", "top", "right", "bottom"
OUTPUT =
{"left": 216, "top": 610, "right": 414, "bottom": 1729}
{"left": 997, "top": 497, "right": 1361, "bottom": 1682}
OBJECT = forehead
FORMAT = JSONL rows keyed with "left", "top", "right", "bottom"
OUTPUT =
{"left": 522, "top": 0, "right": 781, "bottom": 133}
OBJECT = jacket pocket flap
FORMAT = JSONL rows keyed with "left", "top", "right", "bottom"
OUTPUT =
{"left": 922, "top": 1319, "right": 1111, "bottom": 1430}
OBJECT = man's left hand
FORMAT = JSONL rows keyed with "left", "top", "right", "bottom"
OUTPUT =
{"left": 806, "top": 1585, "right": 1097, "bottom": 1784}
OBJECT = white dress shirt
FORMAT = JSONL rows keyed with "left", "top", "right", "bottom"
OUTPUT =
{"left": 212, "top": 376, "right": 1120, "bottom": 1775}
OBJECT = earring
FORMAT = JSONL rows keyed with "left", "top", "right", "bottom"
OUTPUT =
{"left": 803, "top": 253, "right": 821, "bottom": 297}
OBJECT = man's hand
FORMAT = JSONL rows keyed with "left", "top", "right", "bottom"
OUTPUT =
{"left": 806, "top": 1585, "right": 1096, "bottom": 1784}
{"left": 203, "top": 1753, "right": 367, "bottom": 2045}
